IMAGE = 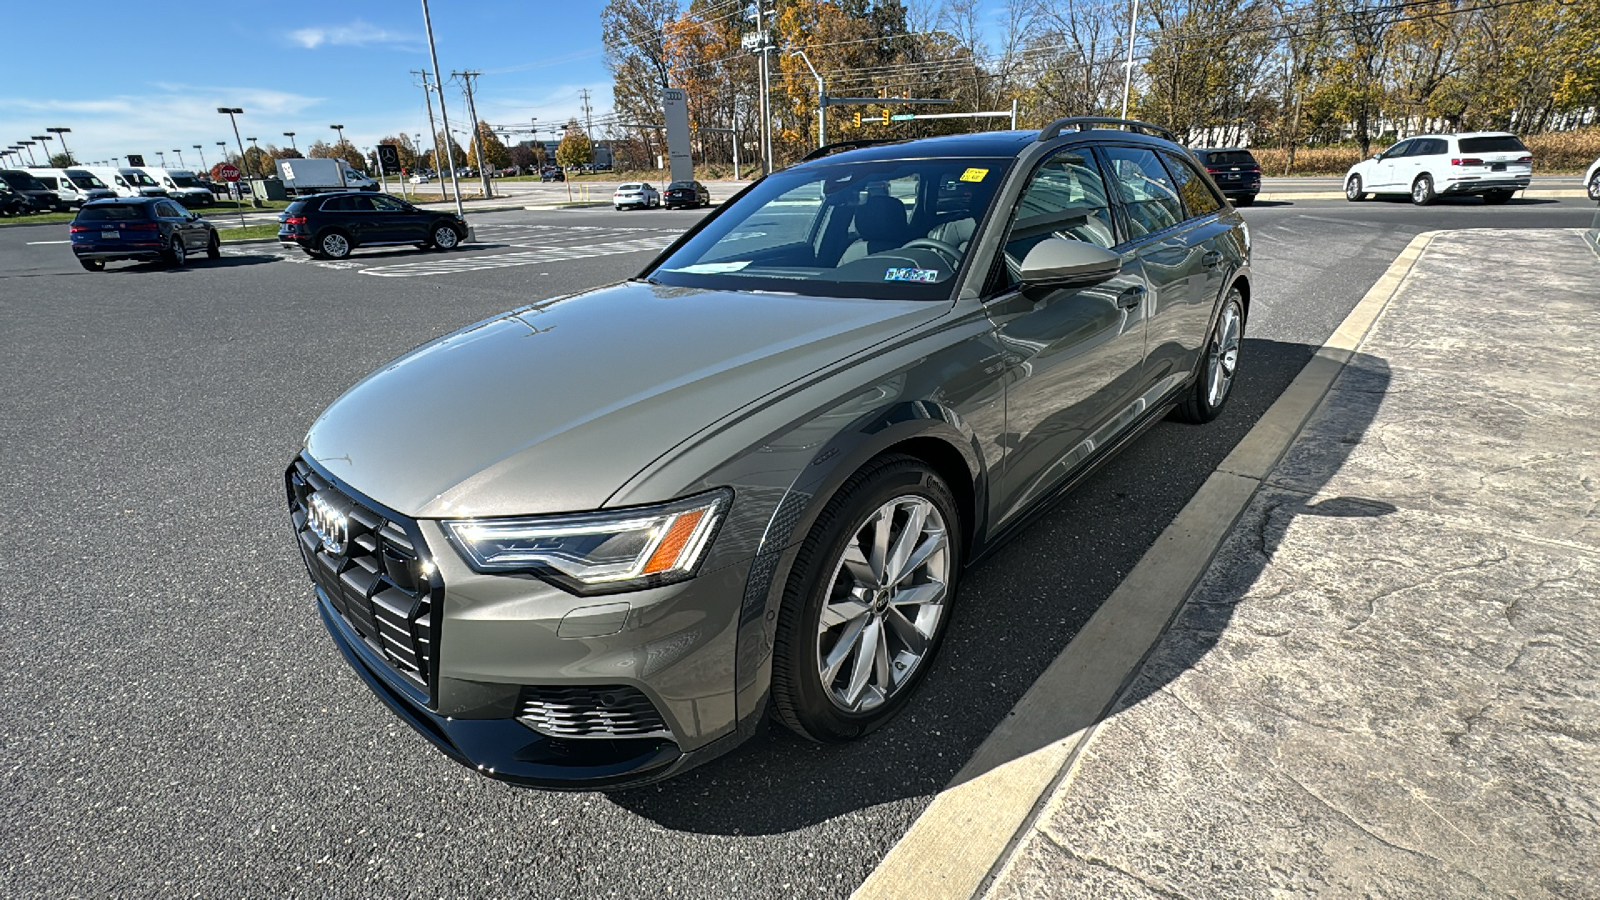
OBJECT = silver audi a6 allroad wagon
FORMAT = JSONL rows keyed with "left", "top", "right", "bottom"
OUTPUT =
{"left": 287, "top": 118, "right": 1253, "bottom": 789}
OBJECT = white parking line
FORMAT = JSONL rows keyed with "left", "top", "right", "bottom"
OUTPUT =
{"left": 27, "top": 240, "right": 70, "bottom": 245}
{"left": 360, "top": 236, "right": 673, "bottom": 278}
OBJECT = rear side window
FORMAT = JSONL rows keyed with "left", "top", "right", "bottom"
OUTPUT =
{"left": 284, "top": 200, "right": 310, "bottom": 215}
{"left": 37, "top": 176, "right": 60, "bottom": 189}
{"left": 1161, "top": 151, "right": 1224, "bottom": 217}
{"left": 1100, "top": 146, "right": 1184, "bottom": 238}
{"left": 76, "top": 204, "right": 149, "bottom": 222}
{"left": 1459, "top": 135, "right": 1528, "bottom": 154}
{"left": 1415, "top": 139, "right": 1448, "bottom": 156}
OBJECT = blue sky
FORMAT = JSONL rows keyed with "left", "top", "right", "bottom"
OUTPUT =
{"left": 1, "top": 2, "right": 621, "bottom": 168}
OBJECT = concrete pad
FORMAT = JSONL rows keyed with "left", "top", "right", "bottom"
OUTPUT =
{"left": 982, "top": 229, "right": 1600, "bottom": 898}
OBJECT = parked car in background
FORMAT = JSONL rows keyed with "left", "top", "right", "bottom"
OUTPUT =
{"left": 1344, "top": 132, "right": 1533, "bottom": 205}
{"left": 139, "top": 168, "right": 214, "bottom": 207}
{"left": 286, "top": 119, "right": 1252, "bottom": 789}
{"left": 70, "top": 197, "right": 219, "bottom": 271}
{"left": 408, "top": 173, "right": 432, "bottom": 184}
{"left": 540, "top": 167, "right": 565, "bottom": 182}
{"left": 663, "top": 180, "right": 710, "bottom": 209}
{"left": 1585, "top": 155, "right": 1600, "bottom": 202}
{"left": 0, "top": 169, "right": 59, "bottom": 212}
{"left": 277, "top": 191, "right": 467, "bottom": 259}
{"left": 613, "top": 182, "right": 660, "bottom": 209}
{"left": 28, "top": 167, "right": 117, "bottom": 209}
{"left": 1192, "top": 148, "right": 1261, "bottom": 206}
{"left": 0, "top": 179, "right": 31, "bottom": 216}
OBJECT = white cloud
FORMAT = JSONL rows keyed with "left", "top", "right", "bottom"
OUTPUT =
{"left": 288, "top": 21, "right": 416, "bottom": 50}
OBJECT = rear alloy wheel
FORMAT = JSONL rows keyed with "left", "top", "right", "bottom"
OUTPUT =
{"left": 771, "top": 454, "right": 961, "bottom": 742}
{"left": 1176, "top": 286, "right": 1244, "bottom": 423}
{"left": 431, "top": 224, "right": 459, "bottom": 250}
{"left": 319, "top": 230, "right": 352, "bottom": 260}
{"left": 164, "top": 236, "right": 187, "bottom": 267}
{"left": 1411, "top": 174, "right": 1436, "bottom": 206}
{"left": 80, "top": 259, "right": 105, "bottom": 272}
{"left": 206, "top": 231, "right": 221, "bottom": 259}
{"left": 1345, "top": 175, "right": 1366, "bottom": 202}
{"left": 1482, "top": 190, "right": 1514, "bottom": 205}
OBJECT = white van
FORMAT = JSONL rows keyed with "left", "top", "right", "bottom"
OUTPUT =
{"left": 140, "top": 168, "right": 214, "bottom": 206}
{"left": 85, "top": 166, "right": 167, "bottom": 199}
{"left": 26, "top": 167, "right": 117, "bottom": 208}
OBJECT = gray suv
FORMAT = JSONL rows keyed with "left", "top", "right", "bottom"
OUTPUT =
{"left": 288, "top": 118, "right": 1252, "bottom": 788}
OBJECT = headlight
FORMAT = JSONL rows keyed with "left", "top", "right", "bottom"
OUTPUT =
{"left": 441, "top": 489, "right": 731, "bottom": 595}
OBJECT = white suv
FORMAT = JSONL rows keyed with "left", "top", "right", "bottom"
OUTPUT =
{"left": 1344, "top": 132, "right": 1532, "bottom": 205}
{"left": 1585, "top": 155, "right": 1600, "bottom": 202}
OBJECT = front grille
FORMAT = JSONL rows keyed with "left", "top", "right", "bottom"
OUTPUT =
{"left": 517, "top": 685, "right": 670, "bottom": 739}
{"left": 288, "top": 457, "right": 438, "bottom": 694}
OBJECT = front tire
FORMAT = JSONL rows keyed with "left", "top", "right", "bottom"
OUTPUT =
{"left": 770, "top": 455, "right": 961, "bottom": 743}
{"left": 431, "top": 224, "right": 460, "bottom": 250}
{"left": 1411, "top": 174, "right": 1435, "bottom": 206}
{"left": 1175, "top": 286, "right": 1244, "bottom": 424}
{"left": 206, "top": 231, "right": 221, "bottom": 259}
{"left": 1345, "top": 175, "right": 1367, "bottom": 202}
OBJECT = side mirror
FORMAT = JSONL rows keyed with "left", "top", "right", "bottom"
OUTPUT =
{"left": 1371, "top": 152, "right": 1383, "bottom": 161}
{"left": 1018, "top": 239, "right": 1122, "bottom": 289}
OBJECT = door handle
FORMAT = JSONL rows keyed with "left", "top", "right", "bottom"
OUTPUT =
{"left": 1116, "top": 284, "right": 1145, "bottom": 309}
{"left": 1202, "top": 250, "right": 1224, "bottom": 268}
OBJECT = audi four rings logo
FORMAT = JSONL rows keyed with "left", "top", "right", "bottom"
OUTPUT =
{"left": 307, "top": 492, "right": 349, "bottom": 556}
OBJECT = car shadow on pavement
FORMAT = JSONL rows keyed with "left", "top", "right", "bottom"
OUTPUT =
{"left": 609, "top": 341, "right": 1389, "bottom": 836}
{"left": 103, "top": 255, "right": 280, "bottom": 273}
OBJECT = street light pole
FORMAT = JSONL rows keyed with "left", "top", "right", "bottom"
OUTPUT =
{"left": 791, "top": 50, "right": 826, "bottom": 149}
{"left": 283, "top": 132, "right": 297, "bottom": 152}
{"left": 33, "top": 135, "right": 54, "bottom": 165}
{"left": 47, "top": 127, "right": 72, "bottom": 164}
{"left": 217, "top": 107, "right": 259, "bottom": 210}
{"left": 1120, "top": 0, "right": 1140, "bottom": 120}
{"left": 19, "top": 141, "right": 37, "bottom": 165}
{"left": 247, "top": 137, "right": 261, "bottom": 176}
{"left": 194, "top": 144, "right": 207, "bottom": 171}
{"left": 173, "top": 149, "right": 185, "bottom": 168}
{"left": 157, "top": 150, "right": 167, "bottom": 167}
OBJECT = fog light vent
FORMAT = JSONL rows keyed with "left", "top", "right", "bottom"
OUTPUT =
{"left": 516, "top": 685, "right": 669, "bottom": 739}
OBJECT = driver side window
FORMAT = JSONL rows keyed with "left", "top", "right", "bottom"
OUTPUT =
{"left": 991, "top": 149, "right": 1115, "bottom": 292}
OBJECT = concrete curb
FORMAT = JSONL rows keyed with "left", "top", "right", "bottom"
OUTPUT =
{"left": 852, "top": 231, "right": 1444, "bottom": 900}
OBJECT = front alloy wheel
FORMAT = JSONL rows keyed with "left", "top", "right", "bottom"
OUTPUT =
{"left": 771, "top": 455, "right": 960, "bottom": 742}
{"left": 432, "top": 224, "right": 459, "bottom": 250}
{"left": 1346, "top": 175, "right": 1366, "bottom": 202}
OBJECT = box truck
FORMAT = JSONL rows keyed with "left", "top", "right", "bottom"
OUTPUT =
{"left": 276, "top": 158, "right": 377, "bottom": 195}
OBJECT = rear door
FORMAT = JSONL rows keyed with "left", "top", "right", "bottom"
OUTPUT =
{"left": 986, "top": 145, "right": 1150, "bottom": 522}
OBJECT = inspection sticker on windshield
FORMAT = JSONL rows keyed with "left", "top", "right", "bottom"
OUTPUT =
{"left": 959, "top": 167, "right": 989, "bottom": 182}
{"left": 884, "top": 267, "right": 939, "bottom": 283}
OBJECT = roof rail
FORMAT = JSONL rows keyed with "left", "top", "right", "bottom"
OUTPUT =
{"left": 1037, "top": 117, "right": 1178, "bottom": 144}
{"left": 799, "top": 139, "right": 896, "bottom": 162}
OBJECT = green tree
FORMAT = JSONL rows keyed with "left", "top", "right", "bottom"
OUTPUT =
{"left": 308, "top": 139, "right": 369, "bottom": 172}
{"left": 471, "top": 121, "right": 512, "bottom": 170}
{"left": 48, "top": 152, "right": 77, "bottom": 167}
{"left": 423, "top": 130, "right": 468, "bottom": 173}
{"left": 380, "top": 133, "right": 422, "bottom": 171}
{"left": 556, "top": 123, "right": 594, "bottom": 169}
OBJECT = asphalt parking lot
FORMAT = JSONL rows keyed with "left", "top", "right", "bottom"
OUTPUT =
{"left": 2, "top": 194, "right": 1595, "bottom": 897}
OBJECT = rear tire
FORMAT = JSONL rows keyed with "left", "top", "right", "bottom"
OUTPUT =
{"left": 1588, "top": 173, "right": 1600, "bottom": 202}
{"left": 1482, "top": 190, "right": 1514, "bottom": 205}
{"left": 163, "top": 237, "right": 187, "bottom": 267}
{"left": 1175, "top": 286, "right": 1244, "bottom": 424}
{"left": 1410, "top": 174, "right": 1435, "bottom": 206}
{"left": 770, "top": 454, "right": 962, "bottom": 743}
{"left": 80, "top": 259, "right": 104, "bottom": 272}
{"left": 318, "top": 230, "right": 352, "bottom": 259}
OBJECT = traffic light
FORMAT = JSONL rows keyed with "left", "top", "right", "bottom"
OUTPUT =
{"left": 882, "top": 109, "right": 891, "bottom": 126}
{"left": 853, "top": 111, "right": 862, "bottom": 128}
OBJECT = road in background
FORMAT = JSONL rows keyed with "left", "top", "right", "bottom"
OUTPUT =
{"left": 2, "top": 195, "right": 1595, "bottom": 898}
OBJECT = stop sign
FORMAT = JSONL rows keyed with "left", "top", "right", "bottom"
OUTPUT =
{"left": 218, "top": 163, "right": 241, "bottom": 182}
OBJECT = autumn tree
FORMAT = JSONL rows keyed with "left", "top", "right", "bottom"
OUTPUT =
{"left": 556, "top": 121, "right": 595, "bottom": 169}
{"left": 470, "top": 121, "right": 512, "bottom": 171}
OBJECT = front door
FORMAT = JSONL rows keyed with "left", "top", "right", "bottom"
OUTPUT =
{"left": 986, "top": 146, "right": 1149, "bottom": 523}
{"left": 1370, "top": 140, "right": 1412, "bottom": 190}
{"left": 370, "top": 194, "right": 424, "bottom": 242}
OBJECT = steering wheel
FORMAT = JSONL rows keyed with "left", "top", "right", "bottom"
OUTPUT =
{"left": 900, "top": 237, "right": 963, "bottom": 263}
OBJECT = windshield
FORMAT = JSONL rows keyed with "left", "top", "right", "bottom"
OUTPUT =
{"left": 648, "top": 156, "right": 1010, "bottom": 301}
{"left": 169, "top": 175, "right": 201, "bottom": 187}
{"left": 69, "top": 171, "right": 107, "bottom": 189}
{"left": 125, "top": 170, "right": 159, "bottom": 187}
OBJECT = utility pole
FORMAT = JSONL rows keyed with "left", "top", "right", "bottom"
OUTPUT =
{"left": 411, "top": 68, "right": 447, "bottom": 201}
{"left": 420, "top": 0, "right": 465, "bottom": 219}
{"left": 453, "top": 70, "right": 494, "bottom": 199}
{"left": 748, "top": 4, "right": 774, "bottom": 176}
{"left": 579, "top": 88, "right": 594, "bottom": 141}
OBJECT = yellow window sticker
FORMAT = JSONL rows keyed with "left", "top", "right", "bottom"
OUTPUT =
{"left": 959, "top": 167, "right": 988, "bottom": 183}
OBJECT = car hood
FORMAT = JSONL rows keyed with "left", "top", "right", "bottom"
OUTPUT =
{"left": 305, "top": 281, "right": 945, "bottom": 518}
